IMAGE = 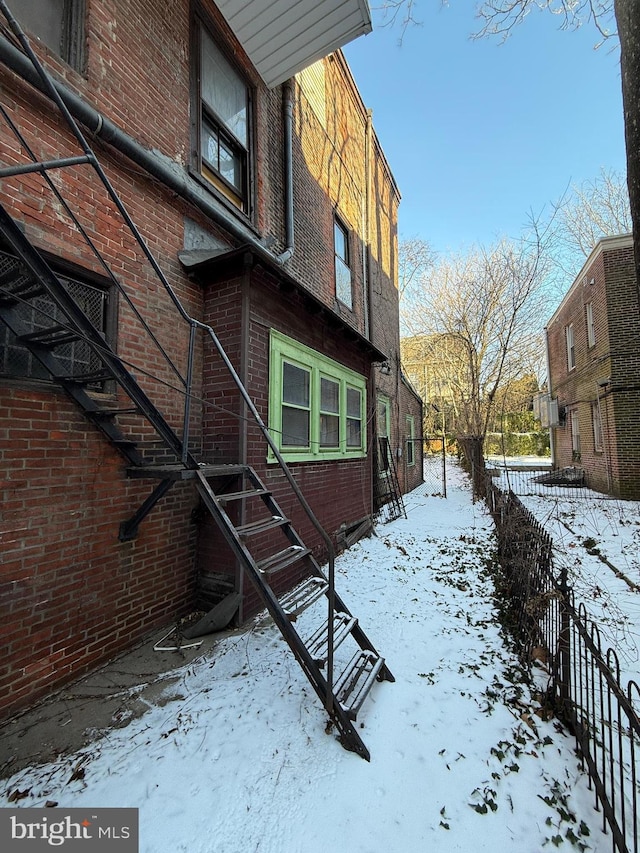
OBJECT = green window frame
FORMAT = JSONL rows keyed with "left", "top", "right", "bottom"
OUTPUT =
{"left": 406, "top": 415, "right": 416, "bottom": 467}
{"left": 269, "top": 330, "right": 366, "bottom": 462}
{"left": 377, "top": 394, "right": 391, "bottom": 473}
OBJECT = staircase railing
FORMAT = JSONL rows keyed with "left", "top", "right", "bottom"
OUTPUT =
{"left": 0, "top": 1, "right": 337, "bottom": 710}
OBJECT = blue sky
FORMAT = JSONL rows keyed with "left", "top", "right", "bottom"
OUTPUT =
{"left": 342, "top": 2, "right": 626, "bottom": 255}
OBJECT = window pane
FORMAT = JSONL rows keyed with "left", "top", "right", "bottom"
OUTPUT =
{"left": 320, "top": 414, "right": 340, "bottom": 447}
{"left": 321, "top": 377, "right": 339, "bottom": 413}
{"left": 201, "top": 30, "right": 247, "bottom": 146}
{"left": 282, "top": 362, "right": 309, "bottom": 406}
{"left": 18, "top": 0, "right": 65, "bottom": 57}
{"left": 334, "top": 221, "right": 347, "bottom": 261}
{"left": 202, "top": 122, "right": 219, "bottom": 168}
{"left": 347, "top": 387, "right": 361, "bottom": 418}
{"left": 347, "top": 418, "right": 361, "bottom": 447}
{"left": 219, "top": 139, "right": 243, "bottom": 192}
{"left": 335, "top": 257, "right": 352, "bottom": 307}
{"left": 282, "top": 407, "right": 309, "bottom": 447}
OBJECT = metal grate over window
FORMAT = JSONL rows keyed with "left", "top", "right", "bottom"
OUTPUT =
{"left": 0, "top": 251, "right": 108, "bottom": 384}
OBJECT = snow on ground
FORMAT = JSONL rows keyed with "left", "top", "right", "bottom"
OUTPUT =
{"left": 493, "top": 468, "right": 640, "bottom": 687}
{"left": 1, "top": 463, "right": 610, "bottom": 852}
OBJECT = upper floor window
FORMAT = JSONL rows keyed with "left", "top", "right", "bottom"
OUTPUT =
{"left": 565, "top": 323, "right": 575, "bottom": 371}
{"left": 17, "top": 0, "right": 85, "bottom": 71}
{"left": 194, "top": 21, "right": 250, "bottom": 213}
{"left": 586, "top": 301, "right": 595, "bottom": 348}
{"left": 334, "top": 217, "right": 352, "bottom": 309}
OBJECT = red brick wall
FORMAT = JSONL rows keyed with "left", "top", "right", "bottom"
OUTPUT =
{"left": 199, "top": 265, "right": 375, "bottom": 619}
{"left": 548, "top": 238, "right": 640, "bottom": 498}
{"left": 1, "top": 385, "right": 199, "bottom": 720}
{"left": 0, "top": 0, "right": 403, "bottom": 715}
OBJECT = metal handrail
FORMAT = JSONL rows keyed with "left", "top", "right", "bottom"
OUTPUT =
{"left": 0, "top": 0, "right": 337, "bottom": 709}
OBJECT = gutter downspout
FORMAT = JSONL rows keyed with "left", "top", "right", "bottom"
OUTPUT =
{"left": 544, "top": 327, "right": 556, "bottom": 468}
{"left": 277, "top": 79, "right": 294, "bottom": 264}
{"left": 0, "top": 35, "right": 295, "bottom": 267}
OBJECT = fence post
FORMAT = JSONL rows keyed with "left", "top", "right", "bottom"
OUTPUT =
{"left": 558, "top": 565, "right": 571, "bottom": 716}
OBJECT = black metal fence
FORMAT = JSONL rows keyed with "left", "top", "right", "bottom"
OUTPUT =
{"left": 487, "top": 482, "right": 640, "bottom": 853}
{"left": 486, "top": 463, "right": 620, "bottom": 501}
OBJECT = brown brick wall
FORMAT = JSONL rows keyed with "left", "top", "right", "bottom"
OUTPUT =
{"left": 548, "top": 239, "right": 640, "bottom": 498}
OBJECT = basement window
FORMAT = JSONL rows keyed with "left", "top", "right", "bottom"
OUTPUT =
{"left": 269, "top": 330, "right": 366, "bottom": 462}
{"left": 0, "top": 249, "right": 111, "bottom": 385}
{"left": 16, "top": 0, "right": 86, "bottom": 71}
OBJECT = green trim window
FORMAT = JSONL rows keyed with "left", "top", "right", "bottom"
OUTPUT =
{"left": 377, "top": 394, "right": 391, "bottom": 473}
{"left": 269, "top": 330, "right": 366, "bottom": 461}
{"left": 406, "top": 415, "right": 416, "bottom": 466}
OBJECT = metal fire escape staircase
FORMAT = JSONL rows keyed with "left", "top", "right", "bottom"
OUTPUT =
{"left": 0, "top": 5, "right": 393, "bottom": 760}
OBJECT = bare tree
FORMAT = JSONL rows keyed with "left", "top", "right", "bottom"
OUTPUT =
{"left": 402, "top": 227, "right": 551, "bottom": 457}
{"left": 555, "top": 168, "right": 631, "bottom": 257}
{"left": 475, "top": 0, "right": 640, "bottom": 305}
{"left": 398, "top": 236, "right": 436, "bottom": 300}
{"left": 384, "top": 1, "right": 640, "bottom": 303}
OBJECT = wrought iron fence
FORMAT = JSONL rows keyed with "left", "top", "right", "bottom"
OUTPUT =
{"left": 486, "top": 482, "right": 640, "bottom": 853}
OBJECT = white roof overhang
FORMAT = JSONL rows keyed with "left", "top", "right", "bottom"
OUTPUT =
{"left": 216, "top": 0, "right": 372, "bottom": 88}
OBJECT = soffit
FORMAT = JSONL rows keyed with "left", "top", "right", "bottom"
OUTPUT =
{"left": 179, "top": 245, "right": 387, "bottom": 362}
{"left": 216, "top": 0, "right": 372, "bottom": 88}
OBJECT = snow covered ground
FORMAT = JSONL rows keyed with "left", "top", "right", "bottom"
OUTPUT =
{"left": 0, "top": 463, "right": 614, "bottom": 852}
{"left": 493, "top": 469, "right": 640, "bottom": 688}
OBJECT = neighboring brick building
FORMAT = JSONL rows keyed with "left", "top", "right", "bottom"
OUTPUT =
{"left": 0, "top": 0, "right": 421, "bottom": 722}
{"left": 546, "top": 234, "right": 640, "bottom": 499}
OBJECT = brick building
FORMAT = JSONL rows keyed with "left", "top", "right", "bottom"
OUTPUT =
{"left": 545, "top": 234, "right": 640, "bottom": 499}
{"left": 0, "top": 0, "right": 421, "bottom": 734}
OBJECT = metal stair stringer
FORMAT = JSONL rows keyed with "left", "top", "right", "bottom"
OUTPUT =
{"left": 0, "top": 204, "right": 198, "bottom": 472}
{"left": 193, "top": 468, "right": 377, "bottom": 760}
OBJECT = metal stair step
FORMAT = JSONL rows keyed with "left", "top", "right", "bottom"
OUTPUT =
{"left": 18, "top": 324, "right": 80, "bottom": 347}
{"left": 257, "top": 544, "right": 310, "bottom": 576}
{"left": 217, "top": 487, "right": 271, "bottom": 505}
{"left": 334, "top": 650, "right": 386, "bottom": 720}
{"left": 59, "top": 370, "right": 113, "bottom": 385}
{"left": 278, "top": 576, "right": 329, "bottom": 619}
{"left": 304, "top": 612, "right": 357, "bottom": 664}
{"left": 236, "top": 514, "right": 289, "bottom": 537}
{"left": 0, "top": 279, "right": 46, "bottom": 303}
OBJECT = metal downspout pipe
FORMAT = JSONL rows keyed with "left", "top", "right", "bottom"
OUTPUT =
{"left": 277, "top": 79, "right": 294, "bottom": 264}
{"left": 0, "top": 34, "right": 295, "bottom": 267}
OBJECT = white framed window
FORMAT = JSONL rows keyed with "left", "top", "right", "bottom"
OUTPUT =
{"left": 566, "top": 324, "right": 575, "bottom": 371}
{"left": 269, "top": 330, "right": 366, "bottom": 462}
{"left": 586, "top": 301, "right": 596, "bottom": 348}
{"left": 406, "top": 415, "right": 416, "bottom": 466}
{"left": 570, "top": 408, "right": 581, "bottom": 459}
{"left": 334, "top": 217, "right": 352, "bottom": 309}
{"left": 592, "top": 402, "right": 603, "bottom": 452}
{"left": 377, "top": 394, "right": 391, "bottom": 473}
